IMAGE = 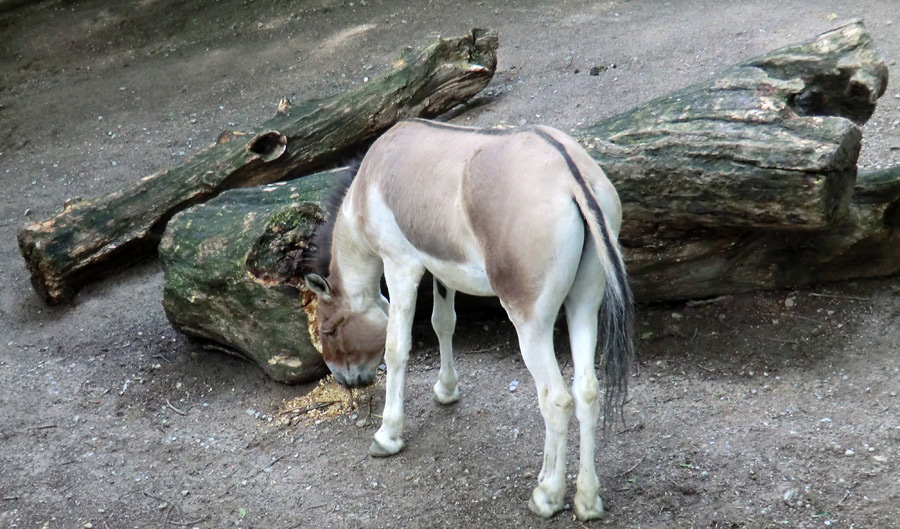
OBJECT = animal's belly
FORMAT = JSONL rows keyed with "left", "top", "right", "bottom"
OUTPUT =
{"left": 420, "top": 254, "right": 495, "bottom": 297}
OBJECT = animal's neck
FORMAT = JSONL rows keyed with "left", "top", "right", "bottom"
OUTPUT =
{"left": 330, "top": 213, "right": 383, "bottom": 311}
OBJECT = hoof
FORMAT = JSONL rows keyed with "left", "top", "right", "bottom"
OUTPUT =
{"left": 574, "top": 492, "right": 605, "bottom": 521}
{"left": 369, "top": 436, "right": 403, "bottom": 458}
{"left": 527, "top": 487, "right": 564, "bottom": 518}
{"left": 433, "top": 382, "right": 460, "bottom": 405}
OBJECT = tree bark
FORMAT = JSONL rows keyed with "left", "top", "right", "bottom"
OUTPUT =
{"left": 18, "top": 29, "right": 498, "bottom": 304}
{"left": 159, "top": 169, "right": 349, "bottom": 383}
{"left": 630, "top": 166, "right": 900, "bottom": 301}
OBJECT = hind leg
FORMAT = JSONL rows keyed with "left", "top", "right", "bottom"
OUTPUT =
{"left": 565, "top": 238, "right": 606, "bottom": 520}
{"left": 431, "top": 278, "right": 460, "bottom": 404}
{"left": 514, "top": 319, "right": 573, "bottom": 518}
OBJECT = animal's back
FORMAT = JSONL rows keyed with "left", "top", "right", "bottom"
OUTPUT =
{"left": 352, "top": 119, "right": 617, "bottom": 302}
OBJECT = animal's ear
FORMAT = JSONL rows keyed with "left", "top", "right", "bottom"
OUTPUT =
{"left": 305, "top": 273, "right": 332, "bottom": 300}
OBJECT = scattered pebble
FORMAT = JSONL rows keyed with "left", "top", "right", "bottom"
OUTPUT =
{"left": 783, "top": 488, "right": 798, "bottom": 505}
{"left": 509, "top": 379, "right": 519, "bottom": 392}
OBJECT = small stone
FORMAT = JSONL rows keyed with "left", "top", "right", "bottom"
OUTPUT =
{"left": 509, "top": 379, "right": 519, "bottom": 392}
{"left": 670, "top": 312, "right": 683, "bottom": 320}
{"left": 783, "top": 488, "right": 798, "bottom": 504}
{"left": 784, "top": 297, "right": 795, "bottom": 308}
{"left": 844, "top": 449, "right": 855, "bottom": 456}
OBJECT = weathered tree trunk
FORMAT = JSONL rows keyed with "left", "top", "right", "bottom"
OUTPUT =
{"left": 158, "top": 169, "right": 349, "bottom": 383}
{"left": 18, "top": 29, "right": 498, "bottom": 304}
{"left": 575, "top": 19, "right": 887, "bottom": 246}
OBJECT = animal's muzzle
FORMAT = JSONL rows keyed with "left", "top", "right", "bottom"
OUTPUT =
{"left": 330, "top": 366, "right": 376, "bottom": 389}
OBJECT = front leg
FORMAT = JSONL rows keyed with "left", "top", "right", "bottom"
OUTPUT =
{"left": 431, "top": 278, "right": 460, "bottom": 404}
{"left": 370, "top": 262, "right": 423, "bottom": 457}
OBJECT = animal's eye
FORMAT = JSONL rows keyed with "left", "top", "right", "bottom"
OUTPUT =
{"left": 321, "top": 327, "right": 336, "bottom": 336}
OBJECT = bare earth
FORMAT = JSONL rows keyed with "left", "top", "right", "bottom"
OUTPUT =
{"left": 2, "top": 1, "right": 900, "bottom": 528}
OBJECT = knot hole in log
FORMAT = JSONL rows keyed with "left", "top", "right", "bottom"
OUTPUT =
{"left": 789, "top": 71, "right": 884, "bottom": 124}
{"left": 248, "top": 131, "right": 288, "bottom": 162}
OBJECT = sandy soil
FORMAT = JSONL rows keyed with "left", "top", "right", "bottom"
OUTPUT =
{"left": 2, "top": 1, "right": 900, "bottom": 528}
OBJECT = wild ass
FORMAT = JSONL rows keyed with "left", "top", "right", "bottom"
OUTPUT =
{"left": 304, "top": 118, "right": 634, "bottom": 520}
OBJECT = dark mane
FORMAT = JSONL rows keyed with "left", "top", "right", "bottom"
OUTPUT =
{"left": 306, "top": 159, "right": 361, "bottom": 277}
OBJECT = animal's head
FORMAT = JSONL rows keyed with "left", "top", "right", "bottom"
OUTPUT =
{"left": 305, "top": 273, "right": 388, "bottom": 388}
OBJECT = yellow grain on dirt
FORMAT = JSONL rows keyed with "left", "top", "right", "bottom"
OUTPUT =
{"left": 278, "top": 374, "right": 381, "bottom": 424}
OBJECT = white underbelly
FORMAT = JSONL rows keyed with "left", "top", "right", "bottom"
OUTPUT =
{"left": 420, "top": 253, "right": 495, "bottom": 297}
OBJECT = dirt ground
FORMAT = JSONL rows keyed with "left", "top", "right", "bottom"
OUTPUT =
{"left": 2, "top": 1, "right": 900, "bottom": 528}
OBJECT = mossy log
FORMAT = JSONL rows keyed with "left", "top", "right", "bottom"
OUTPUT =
{"left": 158, "top": 169, "right": 350, "bottom": 383}
{"left": 18, "top": 29, "right": 498, "bottom": 304}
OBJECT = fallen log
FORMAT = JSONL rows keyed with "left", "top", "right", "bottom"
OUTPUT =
{"left": 18, "top": 29, "right": 498, "bottom": 304}
{"left": 575, "top": 19, "right": 887, "bottom": 246}
{"left": 158, "top": 169, "right": 348, "bottom": 383}
{"left": 159, "top": 161, "right": 900, "bottom": 379}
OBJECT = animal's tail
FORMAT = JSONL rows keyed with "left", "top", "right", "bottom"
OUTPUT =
{"left": 534, "top": 130, "right": 635, "bottom": 428}
{"left": 574, "top": 179, "right": 635, "bottom": 428}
